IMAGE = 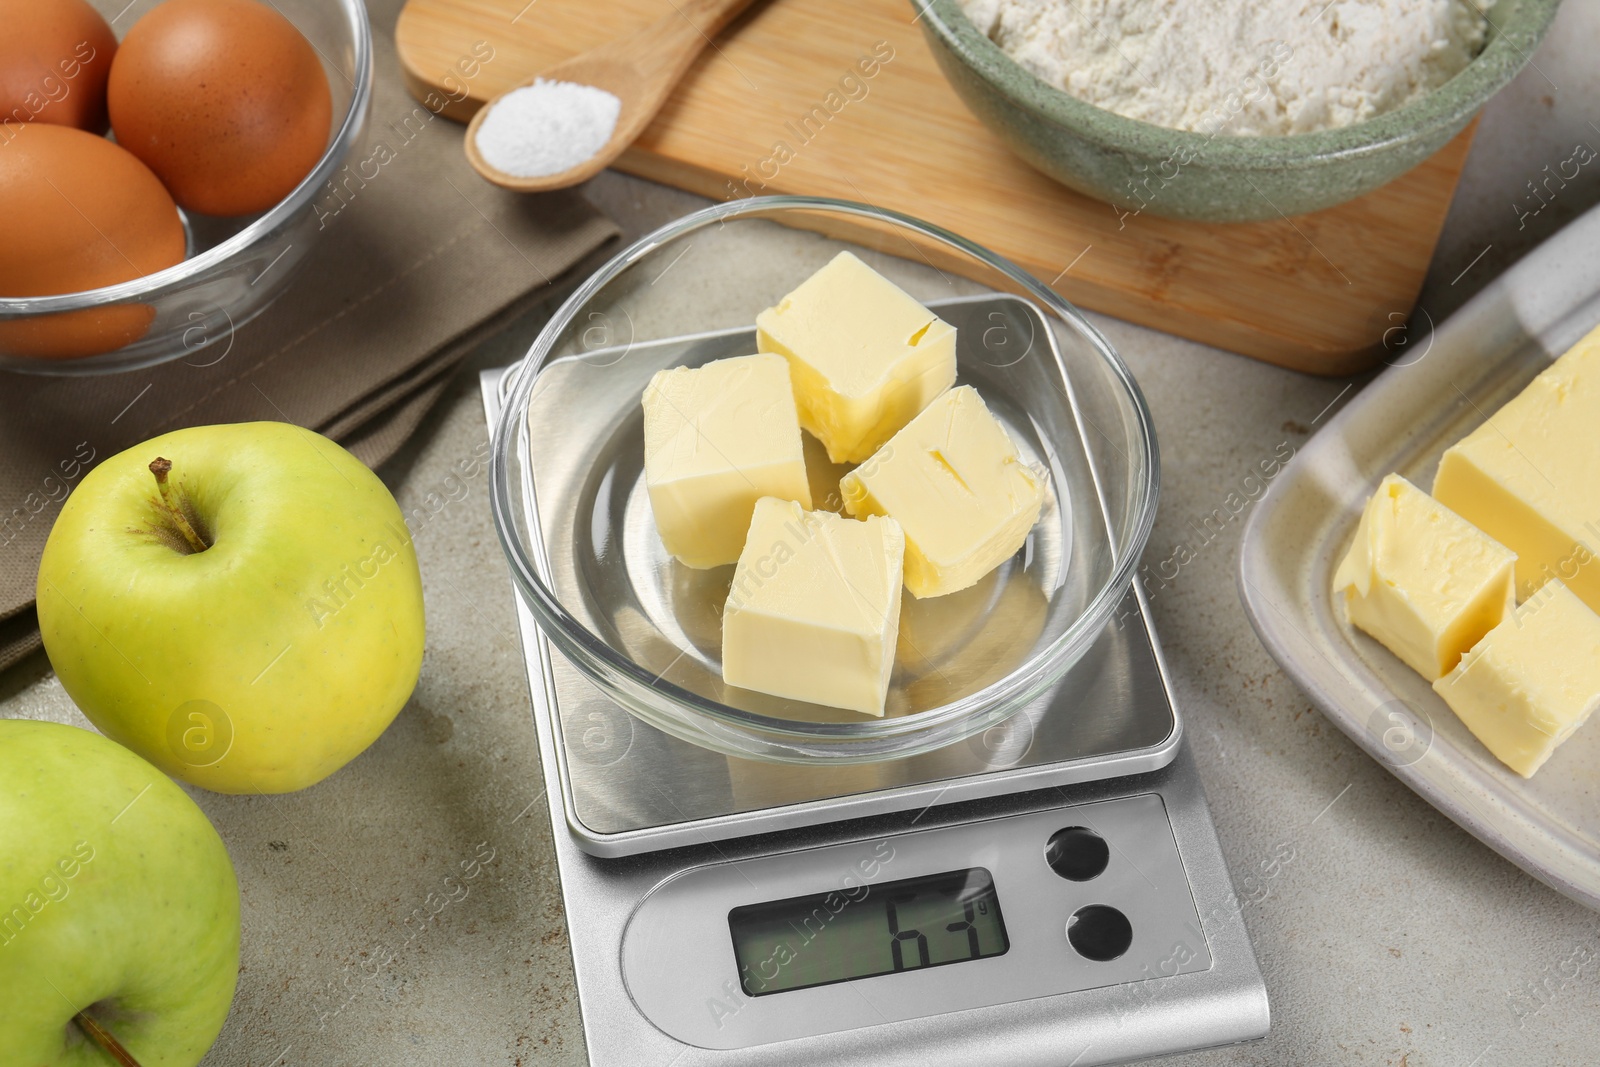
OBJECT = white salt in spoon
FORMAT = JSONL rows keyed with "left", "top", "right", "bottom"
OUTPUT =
{"left": 466, "top": 0, "right": 754, "bottom": 192}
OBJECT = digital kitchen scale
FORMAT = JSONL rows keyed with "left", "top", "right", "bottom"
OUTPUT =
{"left": 480, "top": 361, "right": 1269, "bottom": 1067}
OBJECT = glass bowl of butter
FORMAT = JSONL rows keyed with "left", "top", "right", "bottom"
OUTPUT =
{"left": 489, "top": 196, "right": 1158, "bottom": 764}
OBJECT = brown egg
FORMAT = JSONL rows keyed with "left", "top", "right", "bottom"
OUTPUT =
{"left": 0, "top": 124, "right": 186, "bottom": 359}
{"left": 108, "top": 0, "right": 332, "bottom": 217}
{"left": 0, "top": 0, "right": 118, "bottom": 133}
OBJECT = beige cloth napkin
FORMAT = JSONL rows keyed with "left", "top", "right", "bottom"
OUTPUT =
{"left": 0, "top": 0, "right": 619, "bottom": 671}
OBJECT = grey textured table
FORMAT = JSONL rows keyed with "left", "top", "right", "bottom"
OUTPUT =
{"left": 7, "top": 3, "right": 1600, "bottom": 1063}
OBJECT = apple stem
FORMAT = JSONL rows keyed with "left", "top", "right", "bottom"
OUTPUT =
{"left": 74, "top": 1011, "right": 144, "bottom": 1067}
{"left": 149, "top": 458, "right": 209, "bottom": 554}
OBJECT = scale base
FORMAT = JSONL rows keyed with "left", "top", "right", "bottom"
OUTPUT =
{"left": 536, "top": 732, "right": 1268, "bottom": 1067}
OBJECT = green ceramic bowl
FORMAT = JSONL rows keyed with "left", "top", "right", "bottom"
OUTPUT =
{"left": 918, "top": 0, "right": 1562, "bottom": 223}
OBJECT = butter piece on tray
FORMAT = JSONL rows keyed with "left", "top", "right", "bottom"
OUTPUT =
{"left": 1434, "top": 323, "right": 1600, "bottom": 613}
{"left": 642, "top": 354, "right": 811, "bottom": 569}
{"left": 1333, "top": 473, "right": 1516, "bottom": 680}
{"left": 756, "top": 251, "right": 956, "bottom": 464}
{"left": 840, "top": 385, "right": 1045, "bottom": 599}
{"left": 1433, "top": 579, "right": 1600, "bottom": 778}
{"left": 722, "top": 497, "right": 904, "bottom": 717}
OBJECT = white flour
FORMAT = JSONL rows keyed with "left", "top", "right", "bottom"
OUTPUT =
{"left": 474, "top": 79, "right": 622, "bottom": 178}
{"left": 960, "top": 0, "right": 1489, "bottom": 135}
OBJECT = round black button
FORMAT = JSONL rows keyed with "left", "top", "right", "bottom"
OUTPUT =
{"left": 1066, "top": 904, "right": 1133, "bottom": 962}
{"left": 1045, "top": 826, "right": 1110, "bottom": 881}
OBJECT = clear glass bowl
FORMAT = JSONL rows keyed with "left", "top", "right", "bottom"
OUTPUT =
{"left": 490, "top": 197, "right": 1159, "bottom": 763}
{"left": 0, "top": 0, "right": 371, "bottom": 375}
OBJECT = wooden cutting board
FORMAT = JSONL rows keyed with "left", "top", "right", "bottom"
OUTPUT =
{"left": 396, "top": 0, "right": 1475, "bottom": 374}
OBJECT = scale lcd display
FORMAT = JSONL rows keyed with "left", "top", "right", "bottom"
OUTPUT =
{"left": 728, "top": 867, "right": 1009, "bottom": 996}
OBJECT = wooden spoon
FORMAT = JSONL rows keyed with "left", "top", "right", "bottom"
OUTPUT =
{"left": 465, "top": 0, "right": 756, "bottom": 192}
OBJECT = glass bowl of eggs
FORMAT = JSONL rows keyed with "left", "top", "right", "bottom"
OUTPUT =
{"left": 489, "top": 196, "right": 1160, "bottom": 764}
{"left": 0, "top": 0, "right": 371, "bottom": 374}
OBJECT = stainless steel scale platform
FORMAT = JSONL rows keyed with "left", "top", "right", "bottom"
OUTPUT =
{"left": 482, "top": 354, "right": 1267, "bottom": 1066}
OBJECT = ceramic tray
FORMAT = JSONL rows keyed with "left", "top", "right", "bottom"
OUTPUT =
{"left": 1239, "top": 202, "right": 1600, "bottom": 912}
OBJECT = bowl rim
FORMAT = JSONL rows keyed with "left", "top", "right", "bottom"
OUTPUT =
{"left": 0, "top": 0, "right": 373, "bottom": 315}
{"left": 918, "top": 0, "right": 1562, "bottom": 168}
{"left": 489, "top": 194, "right": 1162, "bottom": 743}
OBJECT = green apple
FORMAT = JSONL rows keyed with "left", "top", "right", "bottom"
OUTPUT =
{"left": 36, "top": 422, "right": 426, "bottom": 794}
{"left": 0, "top": 719, "right": 240, "bottom": 1066}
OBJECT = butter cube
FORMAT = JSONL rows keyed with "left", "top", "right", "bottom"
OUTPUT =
{"left": 642, "top": 355, "right": 811, "bottom": 569}
{"left": 1433, "top": 580, "right": 1600, "bottom": 777}
{"left": 1333, "top": 474, "right": 1517, "bottom": 679}
{"left": 840, "top": 385, "right": 1045, "bottom": 599}
{"left": 1434, "top": 324, "right": 1600, "bottom": 613}
{"left": 756, "top": 251, "right": 956, "bottom": 464}
{"left": 722, "top": 497, "right": 904, "bottom": 716}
